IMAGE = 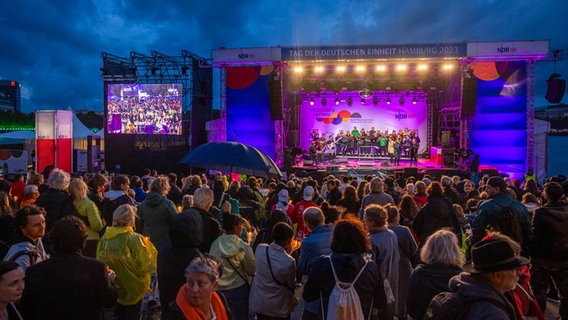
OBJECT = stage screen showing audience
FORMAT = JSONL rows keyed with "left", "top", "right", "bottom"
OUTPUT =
{"left": 106, "top": 83, "right": 183, "bottom": 135}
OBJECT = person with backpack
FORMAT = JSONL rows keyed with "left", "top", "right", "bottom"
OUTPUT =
{"left": 530, "top": 181, "right": 568, "bottom": 318}
{"left": 3, "top": 205, "right": 49, "bottom": 271}
{"left": 303, "top": 218, "right": 386, "bottom": 320}
{"left": 425, "top": 237, "right": 529, "bottom": 319}
{"left": 469, "top": 176, "right": 532, "bottom": 258}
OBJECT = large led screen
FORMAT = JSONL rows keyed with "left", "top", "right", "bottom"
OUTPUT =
{"left": 106, "top": 83, "right": 183, "bottom": 135}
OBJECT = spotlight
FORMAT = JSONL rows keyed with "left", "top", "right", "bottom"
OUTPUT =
{"left": 386, "top": 97, "right": 391, "bottom": 104}
{"left": 294, "top": 67, "right": 303, "bottom": 73}
{"left": 309, "top": 98, "right": 315, "bottom": 106}
{"left": 321, "top": 97, "right": 327, "bottom": 106}
{"left": 347, "top": 97, "right": 353, "bottom": 106}
{"left": 396, "top": 64, "right": 407, "bottom": 72}
{"left": 376, "top": 65, "right": 386, "bottom": 72}
{"left": 361, "top": 98, "right": 365, "bottom": 104}
{"left": 399, "top": 97, "right": 405, "bottom": 105}
{"left": 336, "top": 66, "right": 346, "bottom": 73}
{"left": 443, "top": 64, "right": 454, "bottom": 71}
{"left": 356, "top": 65, "right": 366, "bottom": 72}
{"left": 417, "top": 64, "right": 428, "bottom": 71}
{"left": 315, "top": 66, "right": 324, "bottom": 73}
{"left": 335, "top": 98, "right": 340, "bottom": 105}
{"left": 412, "top": 97, "right": 417, "bottom": 104}
{"left": 373, "top": 97, "right": 379, "bottom": 105}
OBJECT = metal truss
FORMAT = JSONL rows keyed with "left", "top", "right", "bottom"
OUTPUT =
{"left": 526, "top": 60, "right": 536, "bottom": 171}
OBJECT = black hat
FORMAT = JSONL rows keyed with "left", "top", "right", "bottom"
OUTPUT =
{"left": 463, "top": 238, "right": 529, "bottom": 274}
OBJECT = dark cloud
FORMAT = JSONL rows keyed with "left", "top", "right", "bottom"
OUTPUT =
{"left": 0, "top": 0, "right": 565, "bottom": 112}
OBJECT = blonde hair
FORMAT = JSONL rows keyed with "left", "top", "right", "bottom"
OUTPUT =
{"left": 112, "top": 204, "right": 137, "bottom": 227}
{"left": 420, "top": 229, "right": 464, "bottom": 268}
{"left": 69, "top": 178, "right": 89, "bottom": 203}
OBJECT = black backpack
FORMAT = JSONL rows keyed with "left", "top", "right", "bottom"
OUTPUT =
{"left": 424, "top": 291, "right": 485, "bottom": 320}
{"left": 489, "top": 202, "right": 523, "bottom": 245}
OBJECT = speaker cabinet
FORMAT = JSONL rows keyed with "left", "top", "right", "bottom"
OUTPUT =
{"left": 269, "top": 80, "right": 283, "bottom": 120}
{"left": 546, "top": 78, "right": 566, "bottom": 104}
{"left": 461, "top": 77, "right": 477, "bottom": 116}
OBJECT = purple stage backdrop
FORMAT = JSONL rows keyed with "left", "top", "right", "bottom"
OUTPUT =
{"left": 299, "top": 94, "right": 428, "bottom": 151}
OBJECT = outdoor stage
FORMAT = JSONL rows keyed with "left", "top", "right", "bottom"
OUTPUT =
{"left": 292, "top": 155, "right": 470, "bottom": 181}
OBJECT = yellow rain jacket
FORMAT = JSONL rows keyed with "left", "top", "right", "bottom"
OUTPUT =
{"left": 97, "top": 226, "right": 157, "bottom": 305}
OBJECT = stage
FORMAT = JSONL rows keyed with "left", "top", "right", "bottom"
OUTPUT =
{"left": 291, "top": 155, "right": 470, "bottom": 181}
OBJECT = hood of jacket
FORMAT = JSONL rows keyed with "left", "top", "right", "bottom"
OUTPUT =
{"left": 104, "top": 190, "right": 127, "bottom": 201}
{"left": 212, "top": 233, "right": 245, "bottom": 261}
{"left": 169, "top": 210, "right": 202, "bottom": 248}
{"left": 142, "top": 191, "right": 166, "bottom": 208}
{"left": 104, "top": 226, "right": 134, "bottom": 239}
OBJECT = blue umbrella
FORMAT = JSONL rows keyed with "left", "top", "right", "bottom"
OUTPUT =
{"left": 180, "top": 142, "right": 282, "bottom": 178}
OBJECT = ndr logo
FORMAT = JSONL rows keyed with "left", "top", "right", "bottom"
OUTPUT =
{"left": 395, "top": 113, "right": 408, "bottom": 120}
{"left": 497, "top": 46, "right": 517, "bottom": 53}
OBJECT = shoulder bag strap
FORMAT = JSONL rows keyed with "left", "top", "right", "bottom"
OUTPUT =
{"left": 226, "top": 258, "right": 249, "bottom": 285}
{"left": 265, "top": 246, "right": 286, "bottom": 287}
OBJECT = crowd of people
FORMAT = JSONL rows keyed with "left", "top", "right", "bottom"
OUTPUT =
{"left": 0, "top": 167, "right": 567, "bottom": 319}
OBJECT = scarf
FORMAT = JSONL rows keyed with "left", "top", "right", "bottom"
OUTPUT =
{"left": 175, "top": 284, "right": 228, "bottom": 320}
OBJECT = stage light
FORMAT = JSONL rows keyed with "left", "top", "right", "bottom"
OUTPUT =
{"left": 361, "top": 98, "right": 365, "bottom": 104}
{"left": 335, "top": 98, "right": 340, "bottom": 105}
{"left": 347, "top": 97, "right": 353, "bottom": 106}
{"left": 309, "top": 98, "right": 315, "bottom": 106}
{"left": 336, "top": 66, "right": 346, "bottom": 73}
{"left": 396, "top": 64, "right": 407, "bottom": 72}
{"left": 376, "top": 65, "right": 386, "bottom": 72}
{"left": 321, "top": 97, "right": 327, "bottom": 105}
{"left": 443, "top": 64, "right": 454, "bottom": 71}
{"left": 373, "top": 97, "right": 379, "bottom": 105}
{"left": 412, "top": 97, "right": 417, "bottom": 104}
{"left": 294, "top": 67, "right": 303, "bottom": 73}
{"left": 356, "top": 65, "right": 366, "bottom": 72}
{"left": 417, "top": 64, "right": 428, "bottom": 71}
{"left": 386, "top": 97, "right": 391, "bottom": 104}
{"left": 315, "top": 66, "right": 324, "bottom": 73}
{"left": 399, "top": 97, "right": 405, "bottom": 105}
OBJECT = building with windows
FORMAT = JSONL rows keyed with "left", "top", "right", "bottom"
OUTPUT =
{"left": 0, "top": 80, "right": 21, "bottom": 113}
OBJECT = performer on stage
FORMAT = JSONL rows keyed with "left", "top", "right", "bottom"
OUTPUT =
{"left": 339, "top": 131, "right": 348, "bottom": 156}
{"left": 409, "top": 138, "right": 419, "bottom": 166}
{"left": 378, "top": 131, "right": 388, "bottom": 157}
{"left": 347, "top": 132, "right": 357, "bottom": 155}
{"left": 393, "top": 137, "right": 402, "bottom": 166}
{"left": 369, "top": 127, "right": 377, "bottom": 157}
{"left": 359, "top": 128, "right": 368, "bottom": 155}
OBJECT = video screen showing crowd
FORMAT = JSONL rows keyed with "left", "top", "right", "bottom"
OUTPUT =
{"left": 308, "top": 127, "right": 420, "bottom": 166}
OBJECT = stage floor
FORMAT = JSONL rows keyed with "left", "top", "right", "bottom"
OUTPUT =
{"left": 292, "top": 156, "right": 469, "bottom": 180}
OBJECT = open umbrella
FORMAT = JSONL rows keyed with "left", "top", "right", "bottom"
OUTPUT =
{"left": 180, "top": 142, "right": 282, "bottom": 178}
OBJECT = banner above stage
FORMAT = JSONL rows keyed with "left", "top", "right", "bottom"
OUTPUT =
{"left": 281, "top": 42, "right": 467, "bottom": 61}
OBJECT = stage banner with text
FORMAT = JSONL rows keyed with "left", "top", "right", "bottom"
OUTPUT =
{"left": 299, "top": 96, "right": 428, "bottom": 151}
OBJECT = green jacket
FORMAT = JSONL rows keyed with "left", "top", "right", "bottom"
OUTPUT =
{"left": 97, "top": 226, "right": 157, "bottom": 305}
{"left": 209, "top": 233, "right": 256, "bottom": 291}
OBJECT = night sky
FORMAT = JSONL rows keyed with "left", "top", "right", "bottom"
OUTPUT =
{"left": 1, "top": 0, "right": 566, "bottom": 113}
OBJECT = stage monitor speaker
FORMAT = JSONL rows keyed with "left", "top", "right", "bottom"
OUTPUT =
{"left": 269, "top": 79, "right": 283, "bottom": 120}
{"left": 441, "top": 131, "right": 451, "bottom": 147}
{"left": 461, "top": 77, "right": 477, "bottom": 116}
{"left": 443, "top": 148, "right": 455, "bottom": 167}
{"left": 303, "top": 159, "right": 313, "bottom": 166}
{"left": 545, "top": 78, "right": 566, "bottom": 104}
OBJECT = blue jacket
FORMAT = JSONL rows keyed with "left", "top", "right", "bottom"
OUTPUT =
{"left": 298, "top": 223, "right": 333, "bottom": 275}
